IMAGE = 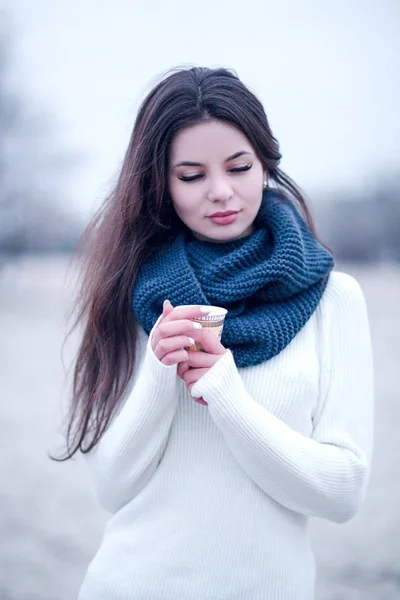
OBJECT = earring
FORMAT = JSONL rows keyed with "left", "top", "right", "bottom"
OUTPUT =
{"left": 263, "top": 179, "right": 268, "bottom": 189}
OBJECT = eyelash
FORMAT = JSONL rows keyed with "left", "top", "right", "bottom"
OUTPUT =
{"left": 178, "top": 164, "right": 252, "bottom": 182}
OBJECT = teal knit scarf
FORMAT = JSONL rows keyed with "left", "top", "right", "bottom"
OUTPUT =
{"left": 132, "top": 189, "right": 334, "bottom": 368}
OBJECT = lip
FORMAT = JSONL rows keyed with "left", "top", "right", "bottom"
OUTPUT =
{"left": 208, "top": 210, "right": 240, "bottom": 217}
{"left": 209, "top": 212, "right": 239, "bottom": 226}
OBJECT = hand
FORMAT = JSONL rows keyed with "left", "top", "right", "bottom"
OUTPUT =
{"left": 177, "top": 328, "right": 227, "bottom": 405}
{"left": 151, "top": 300, "right": 211, "bottom": 366}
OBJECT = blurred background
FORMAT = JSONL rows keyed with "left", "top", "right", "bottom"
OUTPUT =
{"left": 0, "top": 1, "right": 399, "bottom": 599}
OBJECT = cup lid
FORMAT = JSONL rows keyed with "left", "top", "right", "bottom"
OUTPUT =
{"left": 174, "top": 305, "right": 228, "bottom": 319}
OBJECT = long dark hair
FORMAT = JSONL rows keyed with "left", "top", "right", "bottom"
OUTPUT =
{"left": 56, "top": 66, "right": 331, "bottom": 460}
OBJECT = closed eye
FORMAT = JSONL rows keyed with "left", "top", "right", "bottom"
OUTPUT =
{"left": 178, "top": 164, "right": 252, "bottom": 182}
{"left": 229, "top": 165, "right": 252, "bottom": 173}
{"left": 178, "top": 174, "right": 203, "bottom": 182}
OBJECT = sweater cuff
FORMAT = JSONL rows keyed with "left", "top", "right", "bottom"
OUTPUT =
{"left": 190, "top": 350, "right": 248, "bottom": 408}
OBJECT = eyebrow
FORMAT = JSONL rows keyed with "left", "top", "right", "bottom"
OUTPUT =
{"left": 172, "top": 151, "right": 252, "bottom": 168}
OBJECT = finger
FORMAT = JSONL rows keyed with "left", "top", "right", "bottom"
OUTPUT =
{"left": 189, "top": 329, "right": 226, "bottom": 356}
{"left": 150, "top": 300, "right": 174, "bottom": 349}
{"left": 161, "top": 305, "right": 212, "bottom": 324}
{"left": 177, "top": 360, "right": 190, "bottom": 379}
{"left": 186, "top": 350, "right": 220, "bottom": 369}
{"left": 152, "top": 319, "right": 201, "bottom": 350}
{"left": 160, "top": 348, "right": 188, "bottom": 366}
{"left": 163, "top": 299, "right": 174, "bottom": 317}
{"left": 193, "top": 396, "right": 208, "bottom": 406}
{"left": 183, "top": 367, "right": 209, "bottom": 387}
{"left": 154, "top": 335, "right": 195, "bottom": 363}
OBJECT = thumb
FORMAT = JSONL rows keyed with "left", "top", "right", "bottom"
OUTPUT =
{"left": 198, "top": 328, "right": 226, "bottom": 355}
{"left": 163, "top": 299, "right": 174, "bottom": 316}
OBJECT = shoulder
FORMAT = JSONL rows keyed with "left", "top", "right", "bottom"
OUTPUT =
{"left": 322, "top": 269, "right": 367, "bottom": 307}
{"left": 316, "top": 270, "right": 369, "bottom": 330}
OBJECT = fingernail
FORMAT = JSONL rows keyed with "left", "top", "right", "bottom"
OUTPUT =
{"left": 163, "top": 299, "right": 169, "bottom": 310}
{"left": 200, "top": 307, "right": 213, "bottom": 313}
{"left": 187, "top": 337, "right": 195, "bottom": 345}
{"left": 193, "top": 322, "right": 202, "bottom": 330}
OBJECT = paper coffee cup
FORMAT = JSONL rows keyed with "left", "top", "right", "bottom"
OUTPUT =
{"left": 175, "top": 305, "right": 228, "bottom": 352}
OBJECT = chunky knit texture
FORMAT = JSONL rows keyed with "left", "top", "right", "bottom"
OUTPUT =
{"left": 132, "top": 189, "right": 334, "bottom": 367}
{"left": 79, "top": 271, "right": 374, "bottom": 600}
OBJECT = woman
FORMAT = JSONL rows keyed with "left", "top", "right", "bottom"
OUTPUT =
{"left": 65, "top": 67, "right": 374, "bottom": 599}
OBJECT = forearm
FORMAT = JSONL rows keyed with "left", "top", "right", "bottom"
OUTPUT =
{"left": 204, "top": 365, "right": 370, "bottom": 522}
{"left": 191, "top": 274, "right": 374, "bottom": 523}
{"left": 85, "top": 337, "right": 179, "bottom": 513}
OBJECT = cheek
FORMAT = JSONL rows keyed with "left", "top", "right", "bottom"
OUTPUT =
{"left": 169, "top": 180, "right": 184, "bottom": 214}
{"left": 170, "top": 183, "right": 199, "bottom": 217}
{"left": 237, "top": 173, "right": 263, "bottom": 201}
{"left": 250, "top": 169, "right": 265, "bottom": 198}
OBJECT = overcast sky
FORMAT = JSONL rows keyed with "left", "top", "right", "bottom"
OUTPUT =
{"left": 4, "top": 0, "right": 400, "bottom": 217}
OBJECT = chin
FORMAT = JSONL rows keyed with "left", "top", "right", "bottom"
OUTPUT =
{"left": 193, "top": 229, "right": 250, "bottom": 244}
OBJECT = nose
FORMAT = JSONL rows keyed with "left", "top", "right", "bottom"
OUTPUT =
{"left": 207, "top": 175, "right": 234, "bottom": 203}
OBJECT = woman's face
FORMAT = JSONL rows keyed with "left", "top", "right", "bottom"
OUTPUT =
{"left": 168, "top": 120, "right": 266, "bottom": 243}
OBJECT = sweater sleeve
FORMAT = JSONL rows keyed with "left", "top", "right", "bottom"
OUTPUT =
{"left": 190, "top": 272, "right": 374, "bottom": 523}
{"left": 83, "top": 318, "right": 179, "bottom": 513}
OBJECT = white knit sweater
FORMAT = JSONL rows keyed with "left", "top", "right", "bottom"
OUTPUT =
{"left": 78, "top": 271, "right": 374, "bottom": 600}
